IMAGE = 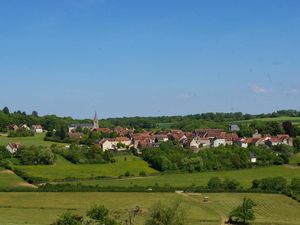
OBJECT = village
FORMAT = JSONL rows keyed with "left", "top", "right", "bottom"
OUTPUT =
{"left": 4, "top": 112, "right": 294, "bottom": 155}
{"left": 68, "top": 113, "right": 294, "bottom": 152}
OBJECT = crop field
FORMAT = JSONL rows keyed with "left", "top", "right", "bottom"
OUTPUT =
{"left": 0, "top": 192, "right": 299, "bottom": 225}
{"left": 13, "top": 155, "right": 158, "bottom": 181}
{"left": 0, "top": 133, "right": 66, "bottom": 147}
{"left": 0, "top": 167, "right": 34, "bottom": 190}
{"left": 58, "top": 165, "right": 300, "bottom": 188}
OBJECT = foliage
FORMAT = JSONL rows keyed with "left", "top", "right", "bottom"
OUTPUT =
{"left": 53, "top": 205, "right": 119, "bottom": 225}
{"left": 207, "top": 177, "right": 241, "bottom": 190}
{"left": 251, "top": 177, "right": 288, "bottom": 192}
{"left": 55, "top": 144, "right": 112, "bottom": 164}
{"left": 15, "top": 146, "right": 56, "bottom": 165}
{"left": 8, "top": 128, "right": 34, "bottom": 137}
{"left": 145, "top": 201, "right": 185, "bottom": 225}
{"left": 52, "top": 212, "right": 82, "bottom": 225}
{"left": 229, "top": 197, "right": 256, "bottom": 224}
{"left": 142, "top": 142, "right": 286, "bottom": 172}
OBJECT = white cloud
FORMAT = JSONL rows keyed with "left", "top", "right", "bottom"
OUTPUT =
{"left": 250, "top": 84, "right": 270, "bottom": 94}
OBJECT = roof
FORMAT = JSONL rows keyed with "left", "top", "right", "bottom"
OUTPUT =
{"left": 32, "top": 125, "right": 42, "bottom": 129}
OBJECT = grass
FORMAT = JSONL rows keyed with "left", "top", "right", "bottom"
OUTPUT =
{"left": 0, "top": 133, "right": 66, "bottom": 147}
{"left": 58, "top": 165, "right": 300, "bottom": 188}
{"left": 289, "top": 153, "right": 300, "bottom": 166}
{"left": 0, "top": 167, "right": 34, "bottom": 190}
{"left": 14, "top": 155, "right": 158, "bottom": 181}
{"left": 0, "top": 192, "right": 299, "bottom": 225}
{"left": 235, "top": 116, "right": 300, "bottom": 125}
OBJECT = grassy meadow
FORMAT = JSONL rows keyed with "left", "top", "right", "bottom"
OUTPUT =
{"left": 57, "top": 165, "right": 300, "bottom": 188}
{"left": 14, "top": 155, "right": 158, "bottom": 181}
{"left": 0, "top": 167, "right": 34, "bottom": 190}
{"left": 0, "top": 133, "right": 66, "bottom": 147}
{"left": 0, "top": 192, "right": 299, "bottom": 225}
{"left": 235, "top": 116, "right": 300, "bottom": 125}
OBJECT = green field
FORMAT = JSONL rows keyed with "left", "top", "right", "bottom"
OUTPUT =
{"left": 58, "top": 165, "right": 300, "bottom": 188}
{"left": 0, "top": 192, "right": 299, "bottom": 225}
{"left": 14, "top": 155, "right": 158, "bottom": 181}
{"left": 0, "top": 133, "right": 66, "bottom": 147}
{"left": 0, "top": 167, "right": 34, "bottom": 190}
{"left": 235, "top": 116, "right": 300, "bottom": 125}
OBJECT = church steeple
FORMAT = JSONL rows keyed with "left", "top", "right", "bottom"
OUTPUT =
{"left": 93, "top": 112, "right": 99, "bottom": 129}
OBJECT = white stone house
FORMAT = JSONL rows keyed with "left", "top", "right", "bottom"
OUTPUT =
{"left": 6, "top": 143, "right": 21, "bottom": 154}
{"left": 31, "top": 125, "right": 43, "bottom": 133}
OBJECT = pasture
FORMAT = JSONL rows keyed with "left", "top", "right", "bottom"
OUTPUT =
{"left": 58, "top": 165, "right": 300, "bottom": 188}
{"left": 0, "top": 167, "right": 34, "bottom": 190}
{"left": 13, "top": 155, "right": 158, "bottom": 181}
{"left": 0, "top": 133, "right": 65, "bottom": 147}
{"left": 0, "top": 192, "right": 299, "bottom": 225}
{"left": 235, "top": 116, "right": 300, "bottom": 125}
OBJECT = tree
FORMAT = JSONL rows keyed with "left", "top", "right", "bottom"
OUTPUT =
{"left": 84, "top": 204, "right": 119, "bottom": 225}
{"left": 2, "top": 106, "right": 10, "bottom": 115}
{"left": 32, "top": 110, "right": 38, "bottom": 117}
{"left": 293, "top": 137, "right": 300, "bottom": 153}
{"left": 207, "top": 177, "right": 223, "bottom": 190}
{"left": 229, "top": 198, "right": 256, "bottom": 224}
{"left": 145, "top": 201, "right": 185, "bottom": 225}
{"left": 282, "top": 121, "right": 295, "bottom": 137}
{"left": 52, "top": 212, "right": 82, "bottom": 225}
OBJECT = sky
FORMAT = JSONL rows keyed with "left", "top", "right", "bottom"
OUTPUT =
{"left": 0, "top": 0, "right": 300, "bottom": 119}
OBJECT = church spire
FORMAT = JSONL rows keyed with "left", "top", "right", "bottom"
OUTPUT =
{"left": 93, "top": 112, "right": 99, "bottom": 129}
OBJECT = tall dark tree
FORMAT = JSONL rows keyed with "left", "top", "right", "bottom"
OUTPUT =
{"left": 282, "top": 121, "right": 295, "bottom": 137}
{"left": 32, "top": 110, "right": 38, "bottom": 117}
{"left": 2, "top": 106, "right": 10, "bottom": 115}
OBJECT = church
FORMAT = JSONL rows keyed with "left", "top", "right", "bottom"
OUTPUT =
{"left": 68, "top": 112, "right": 106, "bottom": 133}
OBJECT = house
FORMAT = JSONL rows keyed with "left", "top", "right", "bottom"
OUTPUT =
{"left": 155, "top": 134, "right": 169, "bottom": 143}
{"left": 114, "top": 127, "right": 132, "bottom": 136}
{"left": 168, "top": 130, "right": 187, "bottom": 142}
{"left": 31, "top": 125, "right": 43, "bottom": 133}
{"left": 237, "top": 138, "right": 253, "bottom": 148}
{"left": 225, "top": 133, "right": 239, "bottom": 145}
{"left": 93, "top": 127, "right": 112, "bottom": 134}
{"left": 6, "top": 143, "right": 21, "bottom": 154}
{"left": 229, "top": 124, "right": 240, "bottom": 132}
{"left": 68, "top": 132, "right": 83, "bottom": 142}
{"left": 265, "top": 135, "right": 292, "bottom": 147}
{"left": 7, "top": 124, "right": 18, "bottom": 131}
{"left": 99, "top": 137, "right": 132, "bottom": 151}
{"left": 69, "top": 123, "right": 93, "bottom": 132}
{"left": 252, "top": 130, "right": 262, "bottom": 139}
{"left": 183, "top": 136, "right": 210, "bottom": 151}
{"left": 131, "top": 132, "right": 155, "bottom": 149}
{"left": 212, "top": 137, "right": 226, "bottom": 147}
{"left": 19, "top": 124, "right": 30, "bottom": 130}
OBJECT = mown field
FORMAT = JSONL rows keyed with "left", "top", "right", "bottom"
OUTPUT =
{"left": 0, "top": 192, "right": 299, "bottom": 225}
{"left": 0, "top": 167, "right": 34, "bottom": 190}
{"left": 235, "top": 116, "right": 300, "bottom": 125}
{"left": 57, "top": 165, "right": 300, "bottom": 188}
{"left": 14, "top": 155, "right": 158, "bottom": 181}
{"left": 0, "top": 133, "right": 66, "bottom": 147}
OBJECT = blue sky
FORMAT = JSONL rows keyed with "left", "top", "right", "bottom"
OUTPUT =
{"left": 1, "top": 0, "right": 300, "bottom": 119}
